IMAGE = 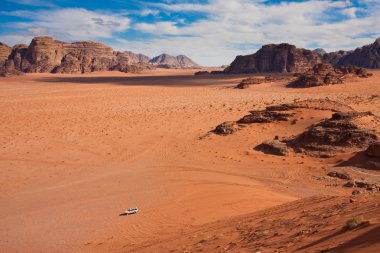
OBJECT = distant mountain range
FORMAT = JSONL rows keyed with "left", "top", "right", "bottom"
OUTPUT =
{"left": 149, "top": 53, "right": 200, "bottom": 68}
{"left": 224, "top": 37, "right": 380, "bottom": 74}
{"left": 0, "top": 36, "right": 201, "bottom": 76}
{"left": 1, "top": 36, "right": 380, "bottom": 77}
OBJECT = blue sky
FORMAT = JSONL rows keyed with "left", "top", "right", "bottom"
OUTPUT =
{"left": 1, "top": 0, "right": 379, "bottom": 66}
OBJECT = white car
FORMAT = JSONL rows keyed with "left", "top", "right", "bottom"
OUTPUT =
{"left": 124, "top": 207, "right": 138, "bottom": 215}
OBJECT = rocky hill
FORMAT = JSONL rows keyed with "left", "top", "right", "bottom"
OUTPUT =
{"left": 224, "top": 43, "right": 322, "bottom": 74}
{"left": 122, "top": 51, "right": 151, "bottom": 64}
{"left": 224, "top": 37, "right": 380, "bottom": 74}
{"left": 0, "top": 36, "right": 149, "bottom": 75}
{"left": 313, "top": 48, "right": 327, "bottom": 56}
{"left": 150, "top": 53, "right": 200, "bottom": 68}
{"left": 337, "top": 37, "right": 380, "bottom": 68}
{"left": 0, "top": 37, "right": 201, "bottom": 76}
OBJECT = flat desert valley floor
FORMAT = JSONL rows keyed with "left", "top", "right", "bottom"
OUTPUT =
{"left": 0, "top": 69, "right": 379, "bottom": 252}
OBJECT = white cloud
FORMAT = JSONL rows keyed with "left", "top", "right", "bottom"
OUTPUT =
{"left": 134, "top": 22, "right": 180, "bottom": 35}
{"left": 129, "top": 0, "right": 380, "bottom": 66}
{"left": 140, "top": 9, "right": 160, "bottom": 17}
{"left": 0, "top": 8, "right": 130, "bottom": 45}
{"left": 1, "top": 1, "right": 380, "bottom": 66}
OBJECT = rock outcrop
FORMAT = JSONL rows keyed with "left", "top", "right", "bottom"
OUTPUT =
{"left": 212, "top": 121, "right": 239, "bottom": 135}
{"left": 322, "top": 50, "right": 348, "bottom": 66}
{"left": 255, "top": 140, "right": 290, "bottom": 156}
{"left": 1, "top": 36, "right": 192, "bottom": 76}
{"left": 224, "top": 43, "right": 322, "bottom": 74}
{"left": 235, "top": 76, "right": 292, "bottom": 89}
{"left": 337, "top": 37, "right": 380, "bottom": 68}
{"left": 366, "top": 142, "right": 380, "bottom": 158}
{"left": 288, "top": 63, "right": 372, "bottom": 88}
{"left": 237, "top": 109, "right": 295, "bottom": 124}
{"left": 0, "top": 43, "right": 12, "bottom": 66}
{"left": 150, "top": 53, "right": 200, "bottom": 68}
{"left": 286, "top": 112, "right": 378, "bottom": 157}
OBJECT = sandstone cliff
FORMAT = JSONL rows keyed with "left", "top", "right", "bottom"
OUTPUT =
{"left": 0, "top": 43, "right": 12, "bottom": 66}
{"left": 224, "top": 43, "right": 322, "bottom": 74}
{"left": 337, "top": 37, "right": 380, "bottom": 68}
{"left": 0, "top": 36, "right": 200, "bottom": 75}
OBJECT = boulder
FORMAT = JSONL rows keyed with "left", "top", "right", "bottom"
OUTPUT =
{"left": 327, "top": 171, "right": 351, "bottom": 180}
{"left": 255, "top": 140, "right": 290, "bottom": 156}
{"left": 212, "top": 121, "right": 239, "bottom": 135}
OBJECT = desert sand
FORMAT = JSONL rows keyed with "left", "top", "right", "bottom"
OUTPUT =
{"left": 0, "top": 69, "right": 379, "bottom": 252}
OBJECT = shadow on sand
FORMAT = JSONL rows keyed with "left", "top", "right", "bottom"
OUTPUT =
{"left": 336, "top": 151, "right": 380, "bottom": 170}
{"left": 36, "top": 74, "right": 252, "bottom": 87}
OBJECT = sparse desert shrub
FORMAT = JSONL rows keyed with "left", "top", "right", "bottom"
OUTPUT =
{"left": 345, "top": 216, "right": 365, "bottom": 230}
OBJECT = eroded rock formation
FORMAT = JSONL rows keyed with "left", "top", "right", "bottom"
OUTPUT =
{"left": 289, "top": 63, "right": 372, "bottom": 88}
{"left": 286, "top": 112, "right": 378, "bottom": 157}
{"left": 0, "top": 36, "right": 200, "bottom": 76}
{"left": 337, "top": 38, "right": 380, "bottom": 68}
{"left": 224, "top": 43, "right": 322, "bottom": 74}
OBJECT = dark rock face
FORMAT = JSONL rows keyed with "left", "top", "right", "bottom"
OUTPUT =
{"left": 255, "top": 140, "right": 290, "bottom": 156}
{"left": 287, "top": 112, "right": 378, "bottom": 157}
{"left": 224, "top": 43, "right": 321, "bottom": 74}
{"left": 212, "top": 121, "right": 239, "bottom": 135}
{"left": 337, "top": 38, "right": 380, "bottom": 68}
{"left": 366, "top": 142, "right": 380, "bottom": 158}
{"left": 323, "top": 50, "right": 348, "bottom": 66}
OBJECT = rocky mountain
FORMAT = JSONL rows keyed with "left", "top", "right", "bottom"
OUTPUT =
{"left": 1, "top": 36, "right": 144, "bottom": 75}
{"left": 337, "top": 37, "right": 380, "bottom": 68}
{"left": 0, "top": 37, "right": 201, "bottom": 76}
{"left": 224, "top": 43, "right": 322, "bottom": 74}
{"left": 224, "top": 37, "right": 380, "bottom": 74}
{"left": 122, "top": 51, "right": 151, "bottom": 64}
{"left": 176, "top": 55, "right": 200, "bottom": 68}
{"left": 322, "top": 50, "right": 349, "bottom": 66}
{"left": 313, "top": 48, "right": 326, "bottom": 56}
{"left": 150, "top": 53, "right": 200, "bottom": 68}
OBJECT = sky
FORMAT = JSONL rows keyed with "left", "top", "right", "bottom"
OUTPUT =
{"left": 0, "top": 0, "right": 379, "bottom": 66}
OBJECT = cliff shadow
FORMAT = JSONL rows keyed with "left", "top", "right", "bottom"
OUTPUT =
{"left": 35, "top": 73, "right": 255, "bottom": 87}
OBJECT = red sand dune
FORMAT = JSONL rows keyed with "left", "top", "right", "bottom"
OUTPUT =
{"left": 0, "top": 69, "right": 379, "bottom": 252}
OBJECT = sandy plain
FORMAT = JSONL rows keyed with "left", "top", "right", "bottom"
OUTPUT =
{"left": 0, "top": 69, "right": 379, "bottom": 252}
